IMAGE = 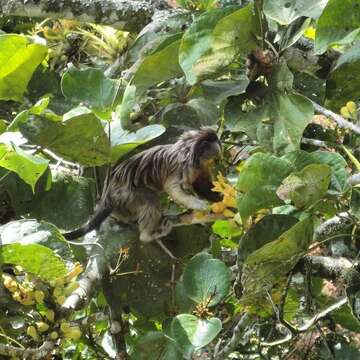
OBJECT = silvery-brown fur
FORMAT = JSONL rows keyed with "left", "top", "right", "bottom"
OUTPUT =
{"left": 64, "top": 128, "right": 221, "bottom": 242}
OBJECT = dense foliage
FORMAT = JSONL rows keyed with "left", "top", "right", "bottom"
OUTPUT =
{"left": 0, "top": 0, "right": 360, "bottom": 359}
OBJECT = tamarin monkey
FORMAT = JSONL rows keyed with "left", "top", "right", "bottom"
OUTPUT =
{"left": 64, "top": 128, "right": 222, "bottom": 243}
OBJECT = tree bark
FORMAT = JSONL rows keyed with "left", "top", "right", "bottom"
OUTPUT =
{"left": 0, "top": 0, "right": 171, "bottom": 32}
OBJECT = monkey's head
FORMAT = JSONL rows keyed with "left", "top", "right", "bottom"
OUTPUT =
{"left": 180, "top": 128, "right": 222, "bottom": 167}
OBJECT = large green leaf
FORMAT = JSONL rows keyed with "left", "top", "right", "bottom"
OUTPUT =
{"left": 200, "top": 76, "right": 249, "bottom": 104}
{"left": 315, "top": 0, "right": 360, "bottom": 54}
{"left": 170, "top": 314, "right": 221, "bottom": 359}
{"left": 161, "top": 98, "right": 219, "bottom": 129}
{"left": 237, "top": 185, "right": 284, "bottom": 222}
{"left": 61, "top": 66, "right": 123, "bottom": 113}
{"left": 238, "top": 214, "right": 298, "bottom": 268}
{"left": 276, "top": 164, "right": 331, "bottom": 209}
{"left": 326, "top": 42, "right": 360, "bottom": 110}
{"left": 241, "top": 217, "right": 313, "bottom": 305}
{"left": 269, "top": 92, "right": 314, "bottom": 153}
{"left": 27, "top": 173, "right": 95, "bottom": 231}
{"left": 282, "top": 150, "right": 349, "bottom": 194}
{"left": 0, "top": 34, "right": 47, "bottom": 101}
{"left": 237, "top": 153, "right": 293, "bottom": 220}
{"left": 132, "top": 332, "right": 182, "bottom": 360}
{"left": 182, "top": 253, "right": 231, "bottom": 306}
{"left": 132, "top": 35, "right": 183, "bottom": 89}
{"left": 109, "top": 122, "right": 165, "bottom": 163}
{"left": 224, "top": 98, "right": 267, "bottom": 138}
{"left": 0, "top": 219, "right": 70, "bottom": 258}
{"left": 179, "top": 6, "right": 238, "bottom": 85}
{"left": 0, "top": 143, "right": 49, "bottom": 192}
{"left": 211, "top": 4, "right": 260, "bottom": 68}
{"left": 117, "top": 83, "right": 138, "bottom": 130}
{"left": 17, "top": 107, "right": 111, "bottom": 166}
{"left": 0, "top": 243, "right": 67, "bottom": 282}
{"left": 263, "top": 0, "right": 327, "bottom": 25}
{"left": 237, "top": 153, "right": 292, "bottom": 192}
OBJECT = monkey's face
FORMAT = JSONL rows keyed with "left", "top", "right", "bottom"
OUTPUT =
{"left": 198, "top": 140, "right": 222, "bottom": 165}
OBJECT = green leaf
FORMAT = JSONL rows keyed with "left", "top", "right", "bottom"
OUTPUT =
{"left": 224, "top": 98, "right": 267, "bottom": 138}
{"left": 200, "top": 76, "right": 249, "bottom": 104}
{"left": 27, "top": 173, "right": 95, "bottom": 231}
{"left": 238, "top": 185, "right": 283, "bottom": 222}
{"left": 276, "top": 164, "right": 331, "bottom": 209}
{"left": 170, "top": 314, "right": 221, "bottom": 359}
{"left": 182, "top": 253, "right": 231, "bottom": 306}
{"left": 132, "top": 332, "right": 182, "bottom": 360}
{"left": 211, "top": 4, "right": 260, "bottom": 67}
{"left": 241, "top": 217, "right": 313, "bottom": 305}
{"left": 0, "top": 143, "right": 49, "bottom": 192}
{"left": 269, "top": 61, "right": 294, "bottom": 92}
{"left": 0, "top": 243, "right": 67, "bottom": 282}
{"left": 326, "top": 42, "right": 360, "bottom": 109}
{"left": 332, "top": 304, "right": 360, "bottom": 332}
{"left": 269, "top": 92, "right": 314, "bottom": 153}
{"left": 282, "top": 150, "right": 349, "bottom": 194}
{"left": 117, "top": 83, "right": 138, "bottom": 130}
{"left": 176, "top": 279, "right": 197, "bottom": 314}
{"left": 161, "top": 98, "right": 219, "bottom": 129}
{"left": 8, "top": 96, "right": 61, "bottom": 132}
{"left": 212, "top": 219, "right": 242, "bottom": 239}
{"left": 132, "top": 35, "right": 183, "bottom": 89}
{"left": 17, "top": 107, "right": 111, "bottom": 166}
{"left": 351, "top": 187, "right": 360, "bottom": 219}
{"left": 0, "top": 219, "right": 70, "bottom": 258}
{"left": 238, "top": 214, "right": 298, "bottom": 268}
{"left": 315, "top": 0, "right": 360, "bottom": 54}
{"left": 179, "top": 6, "right": 238, "bottom": 84}
{"left": 0, "top": 34, "right": 47, "bottom": 101}
{"left": 109, "top": 122, "right": 165, "bottom": 163}
{"left": 61, "top": 66, "right": 123, "bottom": 113}
{"left": 263, "top": 0, "right": 327, "bottom": 25}
{"left": 236, "top": 153, "right": 292, "bottom": 220}
{"left": 237, "top": 153, "right": 292, "bottom": 192}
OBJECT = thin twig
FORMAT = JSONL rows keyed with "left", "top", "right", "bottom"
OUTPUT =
{"left": 261, "top": 297, "right": 348, "bottom": 347}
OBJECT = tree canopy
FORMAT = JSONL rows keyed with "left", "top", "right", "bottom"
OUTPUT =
{"left": 0, "top": 0, "right": 360, "bottom": 359}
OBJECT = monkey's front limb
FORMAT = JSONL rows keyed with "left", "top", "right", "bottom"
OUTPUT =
{"left": 165, "top": 181, "right": 209, "bottom": 210}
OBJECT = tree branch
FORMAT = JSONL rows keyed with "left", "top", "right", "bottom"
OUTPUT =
{"left": 214, "top": 313, "right": 253, "bottom": 360}
{"left": 0, "top": 0, "right": 171, "bottom": 32}
{"left": 314, "top": 212, "right": 353, "bottom": 243}
{"left": 311, "top": 100, "right": 360, "bottom": 135}
{"left": 60, "top": 239, "right": 107, "bottom": 315}
{"left": 0, "top": 341, "right": 53, "bottom": 359}
{"left": 299, "top": 255, "right": 354, "bottom": 280}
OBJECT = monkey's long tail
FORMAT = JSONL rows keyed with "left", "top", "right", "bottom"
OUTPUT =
{"left": 63, "top": 206, "right": 113, "bottom": 240}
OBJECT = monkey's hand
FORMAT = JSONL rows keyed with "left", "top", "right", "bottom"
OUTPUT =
{"left": 188, "top": 198, "right": 209, "bottom": 211}
{"left": 165, "top": 182, "right": 209, "bottom": 211}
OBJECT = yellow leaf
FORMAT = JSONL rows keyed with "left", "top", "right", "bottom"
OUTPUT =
{"left": 340, "top": 106, "right": 350, "bottom": 118}
{"left": 346, "top": 101, "right": 356, "bottom": 114}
